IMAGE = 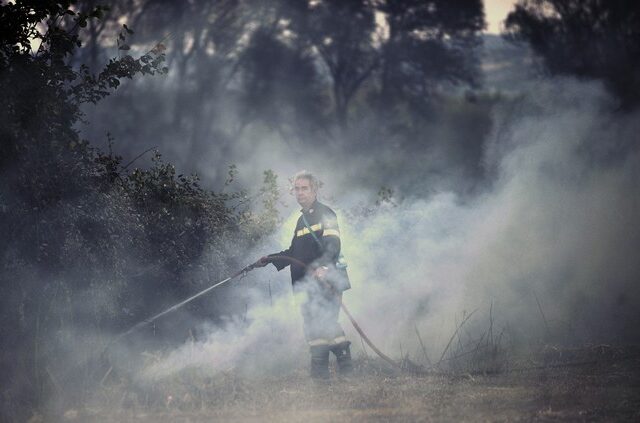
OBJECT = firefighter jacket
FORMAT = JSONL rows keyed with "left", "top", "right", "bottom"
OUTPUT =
{"left": 269, "top": 200, "right": 350, "bottom": 291}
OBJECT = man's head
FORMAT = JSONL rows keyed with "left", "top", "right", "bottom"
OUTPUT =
{"left": 292, "top": 170, "right": 319, "bottom": 210}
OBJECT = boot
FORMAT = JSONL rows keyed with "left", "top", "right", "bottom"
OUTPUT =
{"left": 331, "top": 341, "right": 353, "bottom": 375}
{"left": 309, "top": 345, "right": 330, "bottom": 380}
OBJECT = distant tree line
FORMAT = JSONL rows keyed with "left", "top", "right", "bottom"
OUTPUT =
{"left": 505, "top": 0, "right": 640, "bottom": 110}
{"left": 75, "top": 0, "right": 487, "bottom": 182}
{"left": 70, "top": 0, "right": 640, "bottom": 189}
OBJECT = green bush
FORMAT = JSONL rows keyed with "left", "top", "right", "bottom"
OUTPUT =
{"left": 0, "top": 2, "right": 278, "bottom": 419}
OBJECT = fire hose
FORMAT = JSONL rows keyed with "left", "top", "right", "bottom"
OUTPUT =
{"left": 117, "top": 256, "right": 399, "bottom": 369}
{"left": 116, "top": 262, "right": 259, "bottom": 341}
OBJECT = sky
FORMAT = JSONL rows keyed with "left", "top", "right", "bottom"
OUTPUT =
{"left": 485, "top": 0, "right": 518, "bottom": 33}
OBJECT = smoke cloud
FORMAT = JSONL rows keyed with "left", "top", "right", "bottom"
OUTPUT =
{"left": 134, "top": 76, "right": 640, "bottom": 382}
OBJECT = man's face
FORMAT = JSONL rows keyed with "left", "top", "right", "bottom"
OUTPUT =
{"left": 294, "top": 177, "right": 316, "bottom": 209}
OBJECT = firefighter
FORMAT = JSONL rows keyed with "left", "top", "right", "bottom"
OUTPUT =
{"left": 255, "top": 170, "right": 352, "bottom": 380}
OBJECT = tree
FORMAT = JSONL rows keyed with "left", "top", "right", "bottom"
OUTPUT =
{"left": 279, "top": 0, "right": 485, "bottom": 134}
{"left": 297, "top": 0, "right": 379, "bottom": 132}
{"left": 0, "top": 0, "right": 166, "bottom": 170}
{"left": 505, "top": 0, "right": 640, "bottom": 110}
{"left": 238, "top": 27, "right": 329, "bottom": 142}
{"left": 67, "top": 0, "right": 485, "bottom": 175}
{"left": 0, "top": 2, "right": 270, "bottom": 418}
{"left": 379, "top": 0, "right": 485, "bottom": 109}
{"left": 78, "top": 0, "right": 253, "bottom": 175}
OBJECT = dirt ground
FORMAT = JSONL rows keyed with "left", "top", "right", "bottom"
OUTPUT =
{"left": 48, "top": 346, "right": 640, "bottom": 422}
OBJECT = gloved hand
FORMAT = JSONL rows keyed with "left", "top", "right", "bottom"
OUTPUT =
{"left": 313, "top": 265, "right": 328, "bottom": 280}
{"left": 254, "top": 256, "right": 270, "bottom": 267}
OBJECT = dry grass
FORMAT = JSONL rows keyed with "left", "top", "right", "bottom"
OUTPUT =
{"left": 40, "top": 345, "right": 640, "bottom": 422}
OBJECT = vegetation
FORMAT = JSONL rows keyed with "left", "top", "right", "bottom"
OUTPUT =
{"left": 4, "top": 0, "right": 637, "bottom": 420}
{"left": 73, "top": 0, "right": 487, "bottom": 182}
{"left": 0, "top": 2, "right": 279, "bottom": 420}
{"left": 505, "top": 0, "right": 640, "bottom": 110}
{"left": 59, "top": 346, "right": 640, "bottom": 421}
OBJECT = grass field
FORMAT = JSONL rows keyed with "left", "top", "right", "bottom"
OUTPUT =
{"left": 41, "top": 345, "right": 640, "bottom": 422}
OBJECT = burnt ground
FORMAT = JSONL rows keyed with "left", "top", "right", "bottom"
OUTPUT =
{"left": 37, "top": 345, "right": 640, "bottom": 422}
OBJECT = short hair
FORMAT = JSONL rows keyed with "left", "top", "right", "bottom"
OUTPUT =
{"left": 292, "top": 170, "right": 320, "bottom": 192}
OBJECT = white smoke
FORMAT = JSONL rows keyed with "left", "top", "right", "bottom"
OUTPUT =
{"left": 138, "top": 76, "right": 640, "bottom": 380}
{"left": 341, "top": 77, "right": 640, "bottom": 356}
{"left": 141, "top": 285, "right": 307, "bottom": 380}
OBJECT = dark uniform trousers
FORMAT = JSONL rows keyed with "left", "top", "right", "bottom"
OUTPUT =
{"left": 295, "top": 277, "right": 347, "bottom": 348}
{"left": 268, "top": 200, "right": 351, "bottom": 376}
